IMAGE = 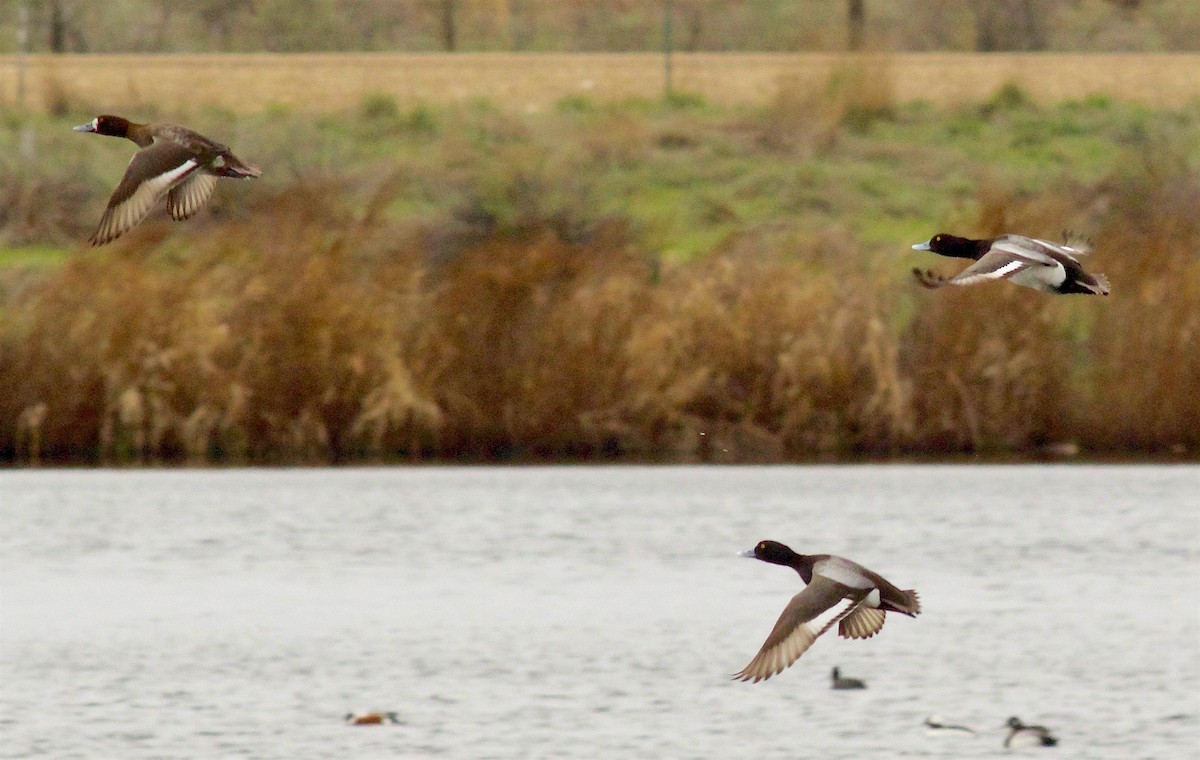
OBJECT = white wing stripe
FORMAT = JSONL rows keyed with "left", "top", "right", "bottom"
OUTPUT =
{"left": 981, "top": 260, "right": 1025, "bottom": 279}
{"left": 135, "top": 159, "right": 200, "bottom": 199}
{"left": 805, "top": 594, "right": 862, "bottom": 637}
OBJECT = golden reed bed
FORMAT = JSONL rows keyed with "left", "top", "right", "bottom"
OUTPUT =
{"left": 1, "top": 52, "right": 1198, "bottom": 113}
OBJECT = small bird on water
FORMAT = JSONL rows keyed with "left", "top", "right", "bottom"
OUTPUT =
{"left": 733, "top": 540, "right": 920, "bottom": 683}
{"left": 830, "top": 666, "right": 866, "bottom": 690}
{"left": 1004, "top": 716, "right": 1059, "bottom": 748}
{"left": 344, "top": 711, "right": 401, "bottom": 725}
{"left": 74, "top": 114, "right": 261, "bottom": 246}
{"left": 924, "top": 715, "right": 976, "bottom": 737}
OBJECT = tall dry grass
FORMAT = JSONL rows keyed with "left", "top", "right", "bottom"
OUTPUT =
{"left": 1, "top": 156, "right": 1198, "bottom": 464}
{"left": 1082, "top": 166, "right": 1200, "bottom": 451}
{"left": 0, "top": 164, "right": 95, "bottom": 245}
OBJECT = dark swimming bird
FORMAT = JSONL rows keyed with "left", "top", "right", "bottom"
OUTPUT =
{"left": 74, "top": 114, "right": 261, "bottom": 246}
{"left": 924, "top": 715, "right": 976, "bottom": 737}
{"left": 830, "top": 666, "right": 866, "bottom": 690}
{"left": 1004, "top": 716, "right": 1058, "bottom": 748}
{"left": 733, "top": 540, "right": 920, "bottom": 683}
{"left": 344, "top": 711, "right": 401, "bottom": 725}
{"left": 911, "top": 233, "right": 1109, "bottom": 295}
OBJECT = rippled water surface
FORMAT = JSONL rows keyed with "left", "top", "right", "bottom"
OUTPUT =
{"left": 2, "top": 465, "right": 1198, "bottom": 759}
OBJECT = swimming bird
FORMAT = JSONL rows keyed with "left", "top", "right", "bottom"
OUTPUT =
{"left": 733, "top": 540, "right": 920, "bottom": 683}
{"left": 1004, "top": 716, "right": 1058, "bottom": 748}
{"left": 924, "top": 715, "right": 976, "bottom": 736}
{"left": 830, "top": 666, "right": 866, "bottom": 690}
{"left": 344, "top": 711, "right": 401, "bottom": 725}
{"left": 74, "top": 114, "right": 261, "bottom": 246}
{"left": 910, "top": 233, "right": 1109, "bottom": 295}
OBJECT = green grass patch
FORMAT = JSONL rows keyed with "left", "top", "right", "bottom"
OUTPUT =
{"left": 4, "top": 95, "right": 1198, "bottom": 270}
{"left": 0, "top": 245, "right": 72, "bottom": 269}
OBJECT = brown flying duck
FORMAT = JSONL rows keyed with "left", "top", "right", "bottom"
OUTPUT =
{"left": 733, "top": 540, "right": 920, "bottom": 683}
{"left": 74, "top": 115, "right": 261, "bottom": 246}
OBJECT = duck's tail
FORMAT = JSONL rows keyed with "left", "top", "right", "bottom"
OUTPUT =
{"left": 885, "top": 589, "right": 921, "bottom": 617}
{"left": 1089, "top": 272, "right": 1110, "bottom": 296}
{"left": 215, "top": 151, "right": 262, "bottom": 179}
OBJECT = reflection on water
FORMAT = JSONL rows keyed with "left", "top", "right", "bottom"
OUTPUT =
{"left": 2, "top": 465, "right": 1197, "bottom": 759}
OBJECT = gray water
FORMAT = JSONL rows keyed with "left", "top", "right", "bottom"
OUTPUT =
{"left": 1, "top": 465, "right": 1197, "bottom": 759}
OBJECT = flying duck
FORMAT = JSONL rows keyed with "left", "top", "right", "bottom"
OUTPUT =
{"left": 733, "top": 540, "right": 920, "bottom": 683}
{"left": 910, "top": 233, "right": 1109, "bottom": 295}
{"left": 344, "top": 711, "right": 401, "bottom": 725}
{"left": 1004, "top": 716, "right": 1059, "bottom": 748}
{"left": 830, "top": 666, "right": 866, "bottom": 690}
{"left": 74, "top": 114, "right": 261, "bottom": 246}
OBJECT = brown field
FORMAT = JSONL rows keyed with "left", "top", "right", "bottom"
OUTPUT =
{"left": 1, "top": 52, "right": 1199, "bottom": 114}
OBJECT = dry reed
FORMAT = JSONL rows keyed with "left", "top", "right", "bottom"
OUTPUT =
{"left": 1, "top": 159, "right": 1198, "bottom": 463}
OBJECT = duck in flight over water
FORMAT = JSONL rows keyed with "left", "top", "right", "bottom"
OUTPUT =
{"left": 733, "top": 540, "right": 920, "bottom": 683}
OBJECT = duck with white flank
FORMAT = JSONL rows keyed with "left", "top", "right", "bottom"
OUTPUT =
{"left": 911, "top": 233, "right": 1109, "bottom": 295}
{"left": 1004, "top": 716, "right": 1059, "bottom": 748}
{"left": 74, "top": 115, "right": 261, "bottom": 246}
{"left": 733, "top": 540, "right": 920, "bottom": 683}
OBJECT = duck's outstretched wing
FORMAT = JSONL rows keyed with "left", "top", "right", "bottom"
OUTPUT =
{"left": 1057, "top": 231, "right": 1092, "bottom": 256}
{"left": 90, "top": 141, "right": 200, "bottom": 246}
{"left": 733, "top": 577, "right": 866, "bottom": 683}
{"left": 838, "top": 605, "right": 886, "bottom": 639}
{"left": 167, "top": 173, "right": 219, "bottom": 220}
{"left": 913, "top": 246, "right": 1058, "bottom": 289}
{"left": 998, "top": 233, "right": 1091, "bottom": 261}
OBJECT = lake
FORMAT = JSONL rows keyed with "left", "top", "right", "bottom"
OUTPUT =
{"left": 1, "top": 465, "right": 1197, "bottom": 758}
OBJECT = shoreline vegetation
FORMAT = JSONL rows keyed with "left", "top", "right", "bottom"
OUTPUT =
{"left": 1, "top": 82, "right": 1197, "bottom": 465}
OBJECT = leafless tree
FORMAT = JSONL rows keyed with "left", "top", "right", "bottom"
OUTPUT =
{"left": 440, "top": 0, "right": 457, "bottom": 51}
{"left": 197, "top": 0, "right": 252, "bottom": 51}
{"left": 848, "top": 0, "right": 865, "bottom": 50}
{"left": 47, "top": 0, "right": 66, "bottom": 51}
{"left": 44, "top": 0, "right": 88, "bottom": 52}
{"left": 971, "top": 0, "right": 1046, "bottom": 51}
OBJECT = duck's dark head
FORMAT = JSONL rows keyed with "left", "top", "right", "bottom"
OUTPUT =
{"left": 73, "top": 115, "right": 133, "bottom": 138}
{"left": 739, "top": 539, "right": 802, "bottom": 566}
{"left": 912, "top": 233, "right": 986, "bottom": 260}
{"left": 1006, "top": 716, "right": 1024, "bottom": 729}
